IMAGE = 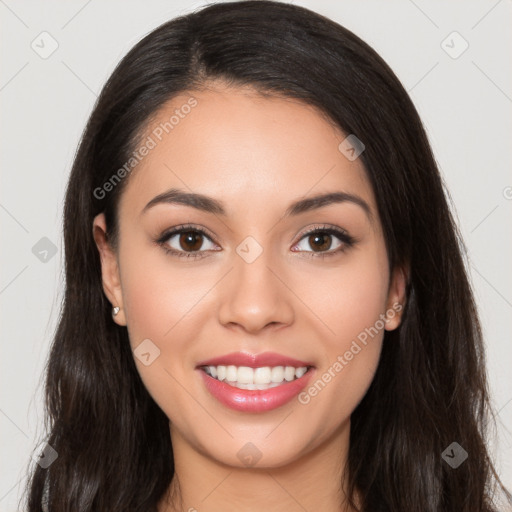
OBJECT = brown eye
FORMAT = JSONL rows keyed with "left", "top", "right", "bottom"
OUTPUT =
{"left": 307, "top": 232, "right": 333, "bottom": 252}
{"left": 178, "top": 231, "right": 204, "bottom": 252}
{"left": 291, "top": 226, "right": 355, "bottom": 258}
{"left": 159, "top": 227, "right": 218, "bottom": 257}
{"left": 294, "top": 230, "right": 343, "bottom": 254}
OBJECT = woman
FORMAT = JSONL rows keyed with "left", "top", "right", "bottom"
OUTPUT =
{"left": 23, "top": 1, "right": 510, "bottom": 510}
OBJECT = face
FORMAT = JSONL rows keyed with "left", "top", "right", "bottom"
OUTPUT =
{"left": 93, "top": 84, "right": 406, "bottom": 469}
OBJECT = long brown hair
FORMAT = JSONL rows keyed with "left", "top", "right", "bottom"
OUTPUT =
{"left": 22, "top": 1, "right": 511, "bottom": 510}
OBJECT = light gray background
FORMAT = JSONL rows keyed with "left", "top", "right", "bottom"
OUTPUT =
{"left": 1, "top": 1, "right": 511, "bottom": 510}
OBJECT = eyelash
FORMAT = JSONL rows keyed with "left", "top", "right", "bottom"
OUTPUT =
{"left": 155, "top": 223, "right": 356, "bottom": 260}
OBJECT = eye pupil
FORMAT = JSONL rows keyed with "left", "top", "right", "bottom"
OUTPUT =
{"left": 180, "top": 231, "right": 203, "bottom": 251}
{"left": 310, "top": 233, "right": 331, "bottom": 252}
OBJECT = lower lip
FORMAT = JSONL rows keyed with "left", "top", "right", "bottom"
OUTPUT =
{"left": 197, "top": 368, "right": 315, "bottom": 413}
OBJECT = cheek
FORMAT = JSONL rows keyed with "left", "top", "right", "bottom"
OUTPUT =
{"left": 119, "top": 240, "right": 212, "bottom": 347}
{"left": 118, "top": 244, "right": 218, "bottom": 410}
{"left": 296, "top": 249, "right": 389, "bottom": 348}
{"left": 294, "top": 249, "right": 389, "bottom": 424}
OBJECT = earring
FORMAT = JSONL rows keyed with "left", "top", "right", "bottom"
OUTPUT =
{"left": 112, "top": 306, "right": 120, "bottom": 317}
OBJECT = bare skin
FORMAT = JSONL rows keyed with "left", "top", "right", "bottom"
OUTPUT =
{"left": 93, "top": 83, "right": 406, "bottom": 512}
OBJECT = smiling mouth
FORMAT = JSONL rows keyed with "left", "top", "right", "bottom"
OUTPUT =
{"left": 200, "top": 364, "right": 314, "bottom": 390}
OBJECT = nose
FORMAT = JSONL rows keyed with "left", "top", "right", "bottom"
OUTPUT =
{"left": 217, "top": 247, "right": 295, "bottom": 334}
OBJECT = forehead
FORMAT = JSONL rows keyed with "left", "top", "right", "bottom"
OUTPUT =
{"left": 120, "top": 85, "right": 375, "bottom": 219}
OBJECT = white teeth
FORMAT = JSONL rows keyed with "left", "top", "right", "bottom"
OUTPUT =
{"left": 203, "top": 364, "right": 310, "bottom": 388}
{"left": 284, "top": 366, "right": 295, "bottom": 381}
{"left": 295, "top": 367, "right": 307, "bottom": 378}
{"left": 254, "top": 366, "right": 272, "bottom": 383}
{"left": 226, "top": 365, "right": 238, "bottom": 382}
{"left": 271, "top": 366, "right": 284, "bottom": 382}
{"left": 237, "top": 366, "right": 254, "bottom": 384}
{"left": 216, "top": 365, "right": 226, "bottom": 381}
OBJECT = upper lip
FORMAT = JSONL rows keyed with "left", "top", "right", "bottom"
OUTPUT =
{"left": 196, "top": 351, "right": 314, "bottom": 369}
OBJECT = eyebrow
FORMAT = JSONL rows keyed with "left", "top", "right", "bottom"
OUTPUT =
{"left": 141, "top": 187, "right": 373, "bottom": 222}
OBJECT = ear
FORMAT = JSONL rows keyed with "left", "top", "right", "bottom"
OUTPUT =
{"left": 92, "top": 213, "right": 127, "bottom": 326}
{"left": 384, "top": 265, "right": 408, "bottom": 331}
